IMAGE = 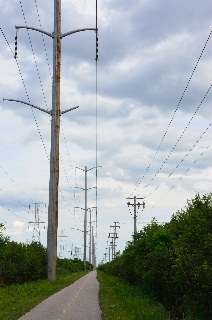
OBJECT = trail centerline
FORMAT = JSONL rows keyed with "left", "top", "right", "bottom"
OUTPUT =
{"left": 18, "top": 270, "right": 102, "bottom": 320}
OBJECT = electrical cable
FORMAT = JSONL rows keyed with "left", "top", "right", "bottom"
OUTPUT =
{"left": 141, "top": 85, "right": 212, "bottom": 192}
{"left": 149, "top": 144, "right": 211, "bottom": 211}
{"left": 33, "top": 0, "right": 52, "bottom": 79}
{"left": 0, "top": 27, "right": 49, "bottom": 161}
{"left": 19, "top": 0, "right": 49, "bottom": 109}
{"left": 144, "top": 122, "right": 211, "bottom": 200}
{"left": 131, "top": 30, "right": 212, "bottom": 196}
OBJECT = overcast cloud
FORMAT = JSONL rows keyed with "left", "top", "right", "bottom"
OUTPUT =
{"left": 0, "top": 0, "right": 211, "bottom": 264}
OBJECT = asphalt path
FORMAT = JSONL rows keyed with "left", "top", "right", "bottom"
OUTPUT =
{"left": 18, "top": 270, "right": 102, "bottom": 320}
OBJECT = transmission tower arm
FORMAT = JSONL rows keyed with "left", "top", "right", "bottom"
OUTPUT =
{"left": 62, "top": 28, "right": 97, "bottom": 38}
{"left": 15, "top": 25, "right": 53, "bottom": 37}
{"left": 3, "top": 99, "right": 51, "bottom": 114}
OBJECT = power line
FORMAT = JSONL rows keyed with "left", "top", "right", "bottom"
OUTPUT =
{"left": 131, "top": 30, "right": 212, "bottom": 196}
{"left": 19, "top": 0, "right": 49, "bottom": 109}
{"left": 140, "top": 85, "right": 212, "bottom": 193}
{"left": 147, "top": 144, "right": 211, "bottom": 211}
{"left": 33, "top": 0, "right": 52, "bottom": 78}
{"left": 0, "top": 27, "right": 49, "bottom": 161}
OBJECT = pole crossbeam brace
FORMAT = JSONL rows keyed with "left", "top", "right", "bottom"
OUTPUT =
{"left": 15, "top": 26, "right": 97, "bottom": 39}
{"left": 3, "top": 99, "right": 51, "bottom": 114}
{"left": 108, "top": 233, "right": 118, "bottom": 238}
{"left": 3, "top": 99, "right": 79, "bottom": 116}
{"left": 62, "top": 28, "right": 97, "bottom": 38}
{"left": 15, "top": 25, "right": 53, "bottom": 37}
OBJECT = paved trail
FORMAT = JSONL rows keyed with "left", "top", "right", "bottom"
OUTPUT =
{"left": 18, "top": 270, "right": 102, "bottom": 320}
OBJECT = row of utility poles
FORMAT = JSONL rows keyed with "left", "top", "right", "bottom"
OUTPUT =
{"left": 4, "top": 0, "right": 98, "bottom": 280}
{"left": 103, "top": 197, "right": 146, "bottom": 264}
{"left": 102, "top": 221, "right": 120, "bottom": 263}
{"left": 75, "top": 166, "right": 98, "bottom": 271}
{"left": 4, "top": 0, "right": 147, "bottom": 274}
{"left": 60, "top": 166, "right": 98, "bottom": 270}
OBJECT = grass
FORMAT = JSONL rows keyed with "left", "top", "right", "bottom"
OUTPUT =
{"left": 0, "top": 271, "right": 87, "bottom": 320}
{"left": 97, "top": 271, "right": 171, "bottom": 320}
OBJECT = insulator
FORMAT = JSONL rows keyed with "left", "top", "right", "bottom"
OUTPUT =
{"left": 14, "top": 31, "right": 18, "bottom": 59}
{"left": 95, "top": 35, "right": 99, "bottom": 60}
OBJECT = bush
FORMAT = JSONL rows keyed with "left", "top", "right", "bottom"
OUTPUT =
{"left": 0, "top": 236, "right": 47, "bottom": 286}
{"left": 99, "top": 193, "right": 212, "bottom": 320}
{"left": 57, "top": 258, "right": 93, "bottom": 274}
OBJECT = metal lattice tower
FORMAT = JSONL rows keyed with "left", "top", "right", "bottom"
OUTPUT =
{"left": 28, "top": 202, "right": 46, "bottom": 242}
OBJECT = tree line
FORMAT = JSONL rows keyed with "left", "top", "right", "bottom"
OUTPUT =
{"left": 99, "top": 193, "right": 212, "bottom": 320}
{"left": 0, "top": 224, "right": 92, "bottom": 287}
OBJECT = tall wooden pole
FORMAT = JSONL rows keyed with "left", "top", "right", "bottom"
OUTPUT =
{"left": 47, "top": 0, "right": 61, "bottom": 280}
{"left": 89, "top": 208, "right": 92, "bottom": 264}
{"left": 84, "top": 166, "right": 88, "bottom": 271}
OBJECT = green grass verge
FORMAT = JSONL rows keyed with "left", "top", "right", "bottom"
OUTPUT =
{"left": 97, "top": 271, "right": 171, "bottom": 320}
{"left": 0, "top": 271, "right": 87, "bottom": 320}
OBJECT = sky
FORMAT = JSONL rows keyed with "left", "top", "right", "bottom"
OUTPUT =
{"left": 0, "top": 0, "right": 211, "bottom": 265}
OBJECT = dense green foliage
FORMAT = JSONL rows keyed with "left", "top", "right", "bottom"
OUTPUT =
{"left": 99, "top": 193, "right": 212, "bottom": 320}
{"left": 0, "top": 237, "right": 47, "bottom": 286}
{"left": 97, "top": 271, "right": 171, "bottom": 320}
{"left": 58, "top": 257, "right": 93, "bottom": 273}
{"left": 0, "top": 224, "right": 93, "bottom": 286}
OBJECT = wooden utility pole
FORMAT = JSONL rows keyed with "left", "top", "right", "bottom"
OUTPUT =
{"left": 110, "top": 221, "right": 120, "bottom": 257}
{"left": 76, "top": 166, "right": 98, "bottom": 271}
{"left": 127, "top": 196, "right": 145, "bottom": 235}
{"left": 4, "top": 0, "right": 97, "bottom": 281}
{"left": 84, "top": 166, "right": 88, "bottom": 271}
{"left": 92, "top": 225, "right": 96, "bottom": 269}
{"left": 47, "top": 0, "right": 62, "bottom": 281}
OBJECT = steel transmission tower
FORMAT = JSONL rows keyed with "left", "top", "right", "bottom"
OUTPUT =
{"left": 28, "top": 202, "right": 46, "bottom": 242}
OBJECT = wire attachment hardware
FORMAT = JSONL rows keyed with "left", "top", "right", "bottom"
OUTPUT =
{"left": 95, "top": 29, "right": 99, "bottom": 61}
{"left": 14, "top": 29, "right": 18, "bottom": 59}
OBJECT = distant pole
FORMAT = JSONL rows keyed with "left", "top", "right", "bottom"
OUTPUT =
{"left": 89, "top": 209, "right": 92, "bottom": 264}
{"left": 110, "top": 221, "right": 120, "bottom": 257}
{"left": 76, "top": 166, "right": 99, "bottom": 271}
{"left": 47, "top": 0, "right": 61, "bottom": 281}
{"left": 92, "top": 225, "right": 94, "bottom": 266}
{"left": 127, "top": 196, "right": 145, "bottom": 236}
{"left": 133, "top": 196, "right": 137, "bottom": 233}
{"left": 92, "top": 225, "right": 96, "bottom": 269}
{"left": 111, "top": 240, "right": 114, "bottom": 260}
{"left": 84, "top": 166, "right": 88, "bottom": 271}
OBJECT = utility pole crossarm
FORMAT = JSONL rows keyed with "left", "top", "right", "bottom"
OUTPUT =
{"left": 3, "top": 99, "right": 79, "bottom": 116}
{"left": 61, "top": 28, "right": 97, "bottom": 38}
{"left": 3, "top": 99, "right": 51, "bottom": 115}
{"left": 15, "top": 25, "right": 53, "bottom": 37}
{"left": 60, "top": 106, "right": 79, "bottom": 114}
